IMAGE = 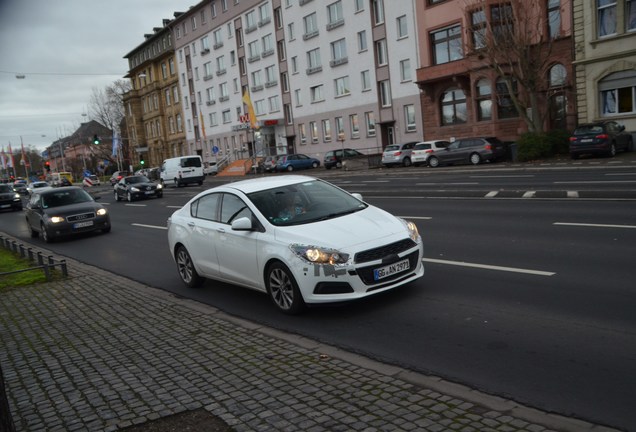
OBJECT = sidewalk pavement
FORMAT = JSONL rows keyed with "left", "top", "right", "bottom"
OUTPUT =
{"left": 0, "top": 233, "right": 620, "bottom": 432}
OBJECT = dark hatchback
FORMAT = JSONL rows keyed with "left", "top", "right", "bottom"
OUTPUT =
{"left": 25, "top": 186, "right": 111, "bottom": 243}
{"left": 0, "top": 183, "right": 23, "bottom": 211}
{"left": 113, "top": 175, "right": 163, "bottom": 202}
{"left": 324, "top": 148, "right": 365, "bottom": 169}
{"left": 569, "top": 121, "right": 633, "bottom": 159}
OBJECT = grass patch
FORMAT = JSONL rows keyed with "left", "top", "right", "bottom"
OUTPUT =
{"left": 0, "top": 248, "right": 51, "bottom": 288}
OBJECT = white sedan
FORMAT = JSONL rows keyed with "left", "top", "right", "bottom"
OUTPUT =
{"left": 167, "top": 175, "right": 424, "bottom": 314}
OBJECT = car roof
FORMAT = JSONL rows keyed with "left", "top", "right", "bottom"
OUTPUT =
{"left": 222, "top": 175, "right": 316, "bottom": 194}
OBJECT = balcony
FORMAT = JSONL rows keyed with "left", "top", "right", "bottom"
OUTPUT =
{"left": 326, "top": 19, "right": 345, "bottom": 31}
{"left": 303, "top": 30, "right": 319, "bottom": 41}
{"left": 203, "top": 74, "right": 214, "bottom": 81}
{"left": 306, "top": 66, "right": 322, "bottom": 75}
{"left": 219, "top": 95, "right": 229, "bottom": 102}
{"left": 245, "top": 24, "right": 257, "bottom": 34}
{"left": 206, "top": 100, "right": 216, "bottom": 106}
{"left": 330, "top": 57, "right": 348, "bottom": 67}
{"left": 216, "top": 69, "right": 227, "bottom": 76}
{"left": 214, "top": 42, "right": 224, "bottom": 50}
{"left": 200, "top": 48, "right": 210, "bottom": 55}
{"left": 265, "top": 80, "right": 277, "bottom": 88}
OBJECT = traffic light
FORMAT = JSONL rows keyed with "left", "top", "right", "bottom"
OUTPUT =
{"left": 45, "top": 161, "right": 51, "bottom": 171}
{"left": 140, "top": 157, "right": 145, "bottom": 166}
{"left": 93, "top": 134, "right": 100, "bottom": 145}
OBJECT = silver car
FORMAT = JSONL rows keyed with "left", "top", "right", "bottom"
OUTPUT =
{"left": 381, "top": 142, "right": 418, "bottom": 167}
{"left": 411, "top": 141, "right": 451, "bottom": 166}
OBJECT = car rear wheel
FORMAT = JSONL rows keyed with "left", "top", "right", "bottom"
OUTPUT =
{"left": 286, "top": 165, "right": 294, "bottom": 172}
{"left": 175, "top": 245, "right": 204, "bottom": 288}
{"left": 266, "top": 262, "right": 305, "bottom": 315}
{"left": 29, "top": 224, "right": 38, "bottom": 238}
{"left": 470, "top": 153, "right": 482, "bottom": 165}
{"left": 402, "top": 157, "right": 412, "bottom": 167}
{"left": 312, "top": 161, "right": 319, "bottom": 168}
{"left": 608, "top": 143, "right": 617, "bottom": 157}
{"left": 428, "top": 156, "right": 440, "bottom": 168}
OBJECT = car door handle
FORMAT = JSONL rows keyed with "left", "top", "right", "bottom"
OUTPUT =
{"left": 217, "top": 228, "right": 226, "bottom": 233}
{"left": 187, "top": 222, "right": 195, "bottom": 228}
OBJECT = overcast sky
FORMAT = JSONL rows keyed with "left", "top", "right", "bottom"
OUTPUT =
{"left": 0, "top": 0, "right": 192, "bottom": 154}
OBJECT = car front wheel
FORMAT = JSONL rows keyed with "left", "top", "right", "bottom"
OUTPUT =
{"left": 41, "top": 223, "right": 53, "bottom": 243}
{"left": 266, "top": 262, "right": 305, "bottom": 314}
{"left": 470, "top": 153, "right": 482, "bottom": 165}
{"left": 312, "top": 162, "right": 319, "bottom": 168}
{"left": 175, "top": 245, "right": 204, "bottom": 288}
{"left": 428, "top": 156, "right": 440, "bottom": 168}
{"left": 402, "top": 157, "right": 412, "bottom": 167}
{"left": 114, "top": 190, "right": 120, "bottom": 201}
{"left": 126, "top": 192, "right": 133, "bottom": 202}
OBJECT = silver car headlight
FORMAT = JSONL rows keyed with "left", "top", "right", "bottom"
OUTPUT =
{"left": 97, "top": 208, "right": 107, "bottom": 216}
{"left": 290, "top": 244, "right": 350, "bottom": 265}
{"left": 401, "top": 218, "right": 421, "bottom": 243}
{"left": 49, "top": 216, "right": 65, "bottom": 224}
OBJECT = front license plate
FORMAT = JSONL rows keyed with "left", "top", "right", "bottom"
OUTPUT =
{"left": 73, "top": 220, "right": 94, "bottom": 229}
{"left": 145, "top": 191, "right": 153, "bottom": 195}
{"left": 373, "top": 258, "right": 410, "bottom": 281}
{"left": 0, "top": 204, "right": 10, "bottom": 209}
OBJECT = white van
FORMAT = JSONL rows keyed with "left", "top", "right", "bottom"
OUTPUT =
{"left": 160, "top": 155, "right": 204, "bottom": 187}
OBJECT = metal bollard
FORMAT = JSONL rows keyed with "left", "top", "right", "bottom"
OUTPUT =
{"left": 37, "top": 252, "right": 44, "bottom": 265}
{"left": 28, "top": 247, "right": 34, "bottom": 261}
{"left": 60, "top": 260, "right": 68, "bottom": 277}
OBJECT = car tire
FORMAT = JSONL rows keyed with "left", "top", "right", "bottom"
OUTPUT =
{"left": 29, "top": 224, "right": 39, "bottom": 238}
{"left": 336, "top": 161, "right": 342, "bottom": 169}
{"left": 286, "top": 165, "right": 294, "bottom": 172}
{"left": 312, "top": 162, "right": 319, "bottom": 168}
{"left": 428, "top": 156, "right": 440, "bottom": 168}
{"left": 40, "top": 223, "right": 53, "bottom": 243}
{"left": 175, "top": 245, "right": 204, "bottom": 288}
{"left": 102, "top": 226, "right": 111, "bottom": 234}
{"left": 470, "top": 153, "right": 482, "bottom": 165}
{"left": 608, "top": 143, "right": 617, "bottom": 157}
{"left": 126, "top": 192, "right": 133, "bottom": 202}
{"left": 266, "top": 261, "right": 305, "bottom": 315}
{"left": 402, "top": 157, "right": 412, "bottom": 167}
{"left": 114, "top": 190, "right": 120, "bottom": 201}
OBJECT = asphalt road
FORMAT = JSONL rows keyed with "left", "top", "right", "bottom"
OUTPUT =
{"left": 2, "top": 160, "right": 636, "bottom": 431}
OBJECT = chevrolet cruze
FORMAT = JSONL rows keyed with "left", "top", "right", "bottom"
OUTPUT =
{"left": 167, "top": 175, "right": 424, "bottom": 314}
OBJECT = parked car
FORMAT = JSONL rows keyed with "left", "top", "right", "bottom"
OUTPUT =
{"left": 25, "top": 186, "right": 111, "bottom": 242}
{"left": 262, "top": 156, "right": 279, "bottom": 172}
{"left": 275, "top": 154, "right": 320, "bottom": 172}
{"left": 324, "top": 148, "right": 365, "bottom": 169}
{"left": 203, "top": 162, "right": 218, "bottom": 175}
{"left": 0, "top": 183, "right": 22, "bottom": 211}
{"left": 27, "top": 181, "right": 52, "bottom": 195}
{"left": 113, "top": 175, "right": 163, "bottom": 202}
{"left": 411, "top": 141, "right": 451, "bottom": 166}
{"left": 381, "top": 142, "right": 418, "bottom": 167}
{"left": 569, "top": 121, "right": 633, "bottom": 159}
{"left": 109, "top": 171, "right": 129, "bottom": 186}
{"left": 167, "top": 175, "right": 424, "bottom": 314}
{"left": 426, "top": 137, "right": 506, "bottom": 167}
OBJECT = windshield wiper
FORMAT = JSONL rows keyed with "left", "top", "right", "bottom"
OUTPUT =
{"left": 315, "top": 208, "right": 361, "bottom": 221}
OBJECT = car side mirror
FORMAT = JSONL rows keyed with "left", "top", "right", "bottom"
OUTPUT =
{"left": 231, "top": 216, "right": 253, "bottom": 231}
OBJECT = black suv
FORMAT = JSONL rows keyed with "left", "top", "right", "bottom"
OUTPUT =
{"left": 427, "top": 137, "right": 506, "bottom": 167}
{"left": 569, "top": 121, "right": 633, "bottom": 159}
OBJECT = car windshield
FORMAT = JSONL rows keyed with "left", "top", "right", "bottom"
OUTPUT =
{"left": 248, "top": 179, "right": 368, "bottom": 227}
{"left": 574, "top": 125, "right": 604, "bottom": 135}
{"left": 41, "top": 189, "right": 93, "bottom": 208}
{"left": 127, "top": 176, "right": 150, "bottom": 184}
{"left": 384, "top": 145, "right": 400, "bottom": 152}
{"left": 0, "top": 184, "right": 12, "bottom": 193}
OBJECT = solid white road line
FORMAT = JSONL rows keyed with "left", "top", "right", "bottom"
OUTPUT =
{"left": 554, "top": 222, "right": 636, "bottom": 229}
{"left": 485, "top": 191, "right": 499, "bottom": 198}
{"left": 423, "top": 258, "right": 555, "bottom": 276}
{"left": 567, "top": 191, "right": 579, "bottom": 198}
{"left": 125, "top": 204, "right": 147, "bottom": 207}
{"left": 132, "top": 223, "right": 168, "bottom": 230}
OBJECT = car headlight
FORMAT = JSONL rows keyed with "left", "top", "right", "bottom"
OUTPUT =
{"left": 290, "top": 244, "right": 349, "bottom": 265}
{"left": 401, "top": 218, "right": 421, "bottom": 243}
{"left": 130, "top": 187, "right": 140, "bottom": 192}
{"left": 49, "top": 216, "right": 65, "bottom": 223}
{"left": 97, "top": 208, "right": 107, "bottom": 216}
{"left": 157, "top": 183, "right": 163, "bottom": 189}
{"left": 13, "top": 193, "right": 20, "bottom": 200}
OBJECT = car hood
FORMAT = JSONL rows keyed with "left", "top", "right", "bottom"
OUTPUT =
{"left": 273, "top": 206, "right": 410, "bottom": 250}
{"left": 128, "top": 182, "right": 157, "bottom": 188}
{"left": 42, "top": 202, "right": 104, "bottom": 216}
{"left": 0, "top": 192, "right": 18, "bottom": 199}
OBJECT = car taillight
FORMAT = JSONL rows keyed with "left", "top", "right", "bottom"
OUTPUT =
{"left": 484, "top": 144, "right": 492, "bottom": 150}
{"left": 569, "top": 137, "right": 577, "bottom": 142}
{"left": 425, "top": 149, "right": 433, "bottom": 153}
{"left": 395, "top": 151, "right": 402, "bottom": 156}
{"left": 596, "top": 134, "right": 609, "bottom": 139}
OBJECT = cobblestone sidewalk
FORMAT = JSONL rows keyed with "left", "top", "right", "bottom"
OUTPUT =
{"left": 0, "top": 236, "right": 619, "bottom": 432}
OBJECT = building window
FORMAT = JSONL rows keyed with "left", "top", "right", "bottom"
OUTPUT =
{"left": 269, "top": 95, "right": 280, "bottom": 112}
{"left": 355, "top": 0, "right": 364, "bottom": 12}
{"left": 470, "top": 9, "right": 486, "bottom": 49}
{"left": 441, "top": 87, "right": 467, "bottom": 125}
{"left": 331, "top": 38, "right": 348, "bottom": 65}
{"left": 431, "top": 25, "right": 463, "bottom": 65}
{"left": 303, "top": 12, "right": 319, "bottom": 38}
{"left": 365, "top": 111, "right": 376, "bottom": 136}
{"left": 549, "top": 64, "right": 567, "bottom": 87}
{"left": 372, "top": 0, "right": 384, "bottom": 25}
{"left": 327, "top": 1, "right": 344, "bottom": 27}
{"left": 358, "top": 30, "right": 367, "bottom": 52}
{"left": 335, "top": 116, "right": 344, "bottom": 138}
{"left": 548, "top": 0, "right": 561, "bottom": 38}
{"left": 307, "top": 48, "right": 321, "bottom": 72}
{"left": 350, "top": 114, "right": 360, "bottom": 138}
{"left": 598, "top": 0, "right": 617, "bottom": 37}
{"left": 262, "top": 34, "right": 274, "bottom": 55}
{"left": 299, "top": 123, "right": 307, "bottom": 144}
{"left": 491, "top": 3, "right": 514, "bottom": 39}
{"left": 335, "top": 76, "right": 350, "bottom": 97}
{"left": 222, "top": 109, "right": 231, "bottom": 123}
{"left": 310, "top": 121, "right": 319, "bottom": 143}
{"left": 376, "top": 39, "right": 388, "bottom": 66}
{"left": 295, "top": 88, "right": 302, "bottom": 106}
{"left": 476, "top": 79, "right": 492, "bottom": 121}
{"left": 288, "top": 22, "right": 295, "bottom": 40}
{"left": 404, "top": 105, "right": 416, "bottom": 132}
{"left": 600, "top": 71, "right": 636, "bottom": 115}
{"left": 379, "top": 80, "right": 391, "bottom": 107}
{"left": 361, "top": 70, "right": 371, "bottom": 91}
{"left": 310, "top": 84, "right": 324, "bottom": 102}
{"left": 397, "top": 15, "right": 408, "bottom": 38}
{"left": 496, "top": 77, "right": 519, "bottom": 119}
{"left": 549, "top": 94, "right": 567, "bottom": 130}
{"left": 322, "top": 119, "right": 332, "bottom": 141}
{"left": 255, "top": 99, "right": 266, "bottom": 116}
{"left": 628, "top": 0, "right": 636, "bottom": 30}
{"left": 400, "top": 59, "right": 411, "bottom": 82}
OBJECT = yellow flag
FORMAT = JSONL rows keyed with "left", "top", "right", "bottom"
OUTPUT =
{"left": 242, "top": 89, "right": 258, "bottom": 129}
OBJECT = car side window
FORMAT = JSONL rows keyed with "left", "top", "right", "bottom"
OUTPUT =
{"left": 220, "top": 193, "right": 251, "bottom": 224}
{"left": 193, "top": 193, "right": 221, "bottom": 221}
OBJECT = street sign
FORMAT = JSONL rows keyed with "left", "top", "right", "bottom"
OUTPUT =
{"left": 213, "top": 146, "right": 219, "bottom": 154}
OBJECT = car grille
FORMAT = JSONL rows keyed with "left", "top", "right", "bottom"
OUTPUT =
{"left": 356, "top": 250, "right": 420, "bottom": 286}
{"left": 354, "top": 238, "right": 416, "bottom": 264}
{"left": 66, "top": 212, "right": 96, "bottom": 222}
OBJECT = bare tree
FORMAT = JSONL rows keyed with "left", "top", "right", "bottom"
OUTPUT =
{"left": 464, "top": 0, "right": 568, "bottom": 133}
{"left": 87, "top": 79, "right": 131, "bottom": 135}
